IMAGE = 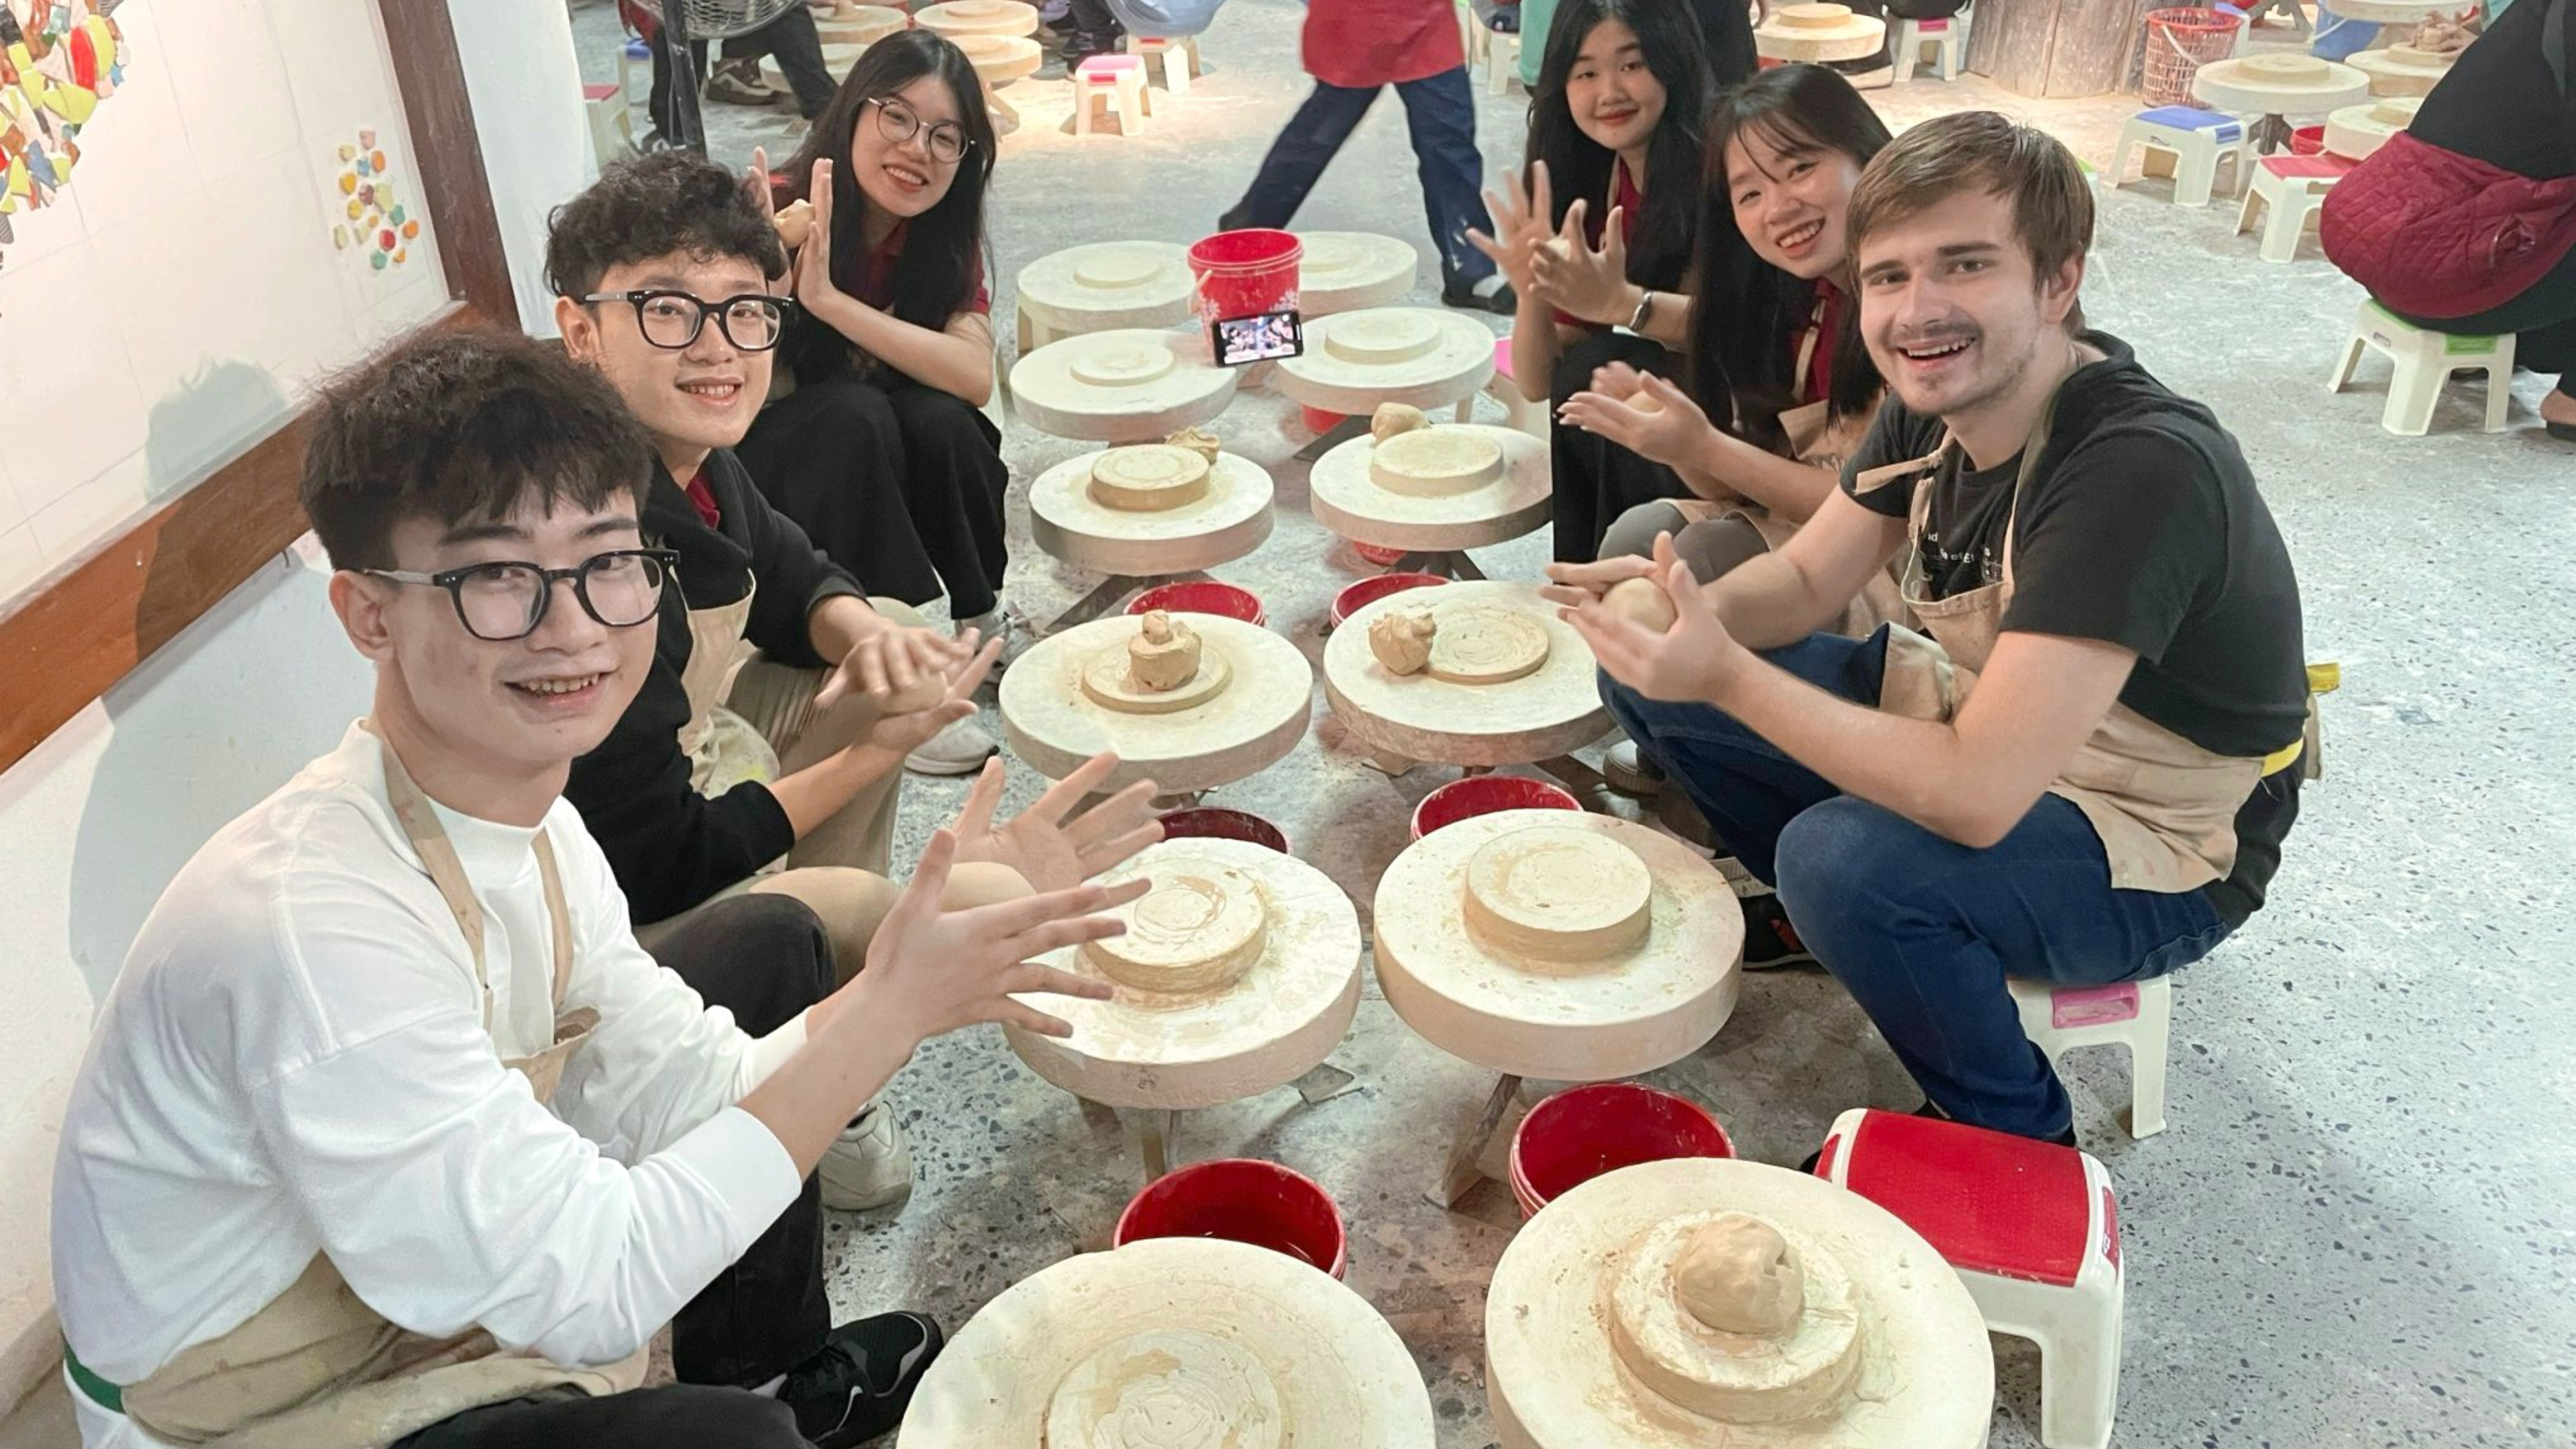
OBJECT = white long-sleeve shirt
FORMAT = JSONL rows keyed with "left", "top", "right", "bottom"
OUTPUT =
{"left": 50, "top": 725, "right": 809, "bottom": 1449}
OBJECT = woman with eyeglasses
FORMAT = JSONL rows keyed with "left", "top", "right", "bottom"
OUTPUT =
{"left": 740, "top": 32, "right": 1014, "bottom": 774}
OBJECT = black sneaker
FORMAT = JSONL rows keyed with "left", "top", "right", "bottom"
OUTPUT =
{"left": 782, "top": 1311, "right": 944, "bottom": 1447}
{"left": 1442, "top": 280, "right": 1517, "bottom": 315}
{"left": 1740, "top": 894, "right": 1817, "bottom": 971}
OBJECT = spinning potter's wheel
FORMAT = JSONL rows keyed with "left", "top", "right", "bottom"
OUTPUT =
{"left": 1006, "top": 837, "right": 1363, "bottom": 1110}
{"left": 1011, "top": 328, "right": 1240, "bottom": 443}
{"left": 1293, "top": 231, "right": 1419, "bottom": 317}
{"left": 1309, "top": 423, "right": 1550, "bottom": 556}
{"left": 900, "top": 1237, "right": 1436, "bottom": 1448}
{"left": 1485, "top": 1159, "right": 1993, "bottom": 1449}
{"left": 1002, "top": 612, "right": 1311, "bottom": 794}
{"left": 1324, "top": 582, "right": 1608, "bottom": 769}
{"left": 1030, "top": 447, "right": 1275, "bottom": 578}
{"left": 1373, "top": 810, "right": 1739, "bottom": 1081}
{"left": 1276, "top": 307, "right": 1497, "bottom": 418}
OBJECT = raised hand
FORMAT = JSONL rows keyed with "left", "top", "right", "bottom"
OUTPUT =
{"left": 855, "top": 635, "right": 1001, "bottom": 757}
{"left": 1558, "top": 533, "right": 1748, "bottom": 703}
{"left": 951, "top": 752, "right": 1163, "bottom": 894}
{"left": 1539, "top": 551, "right": 1660, "bottom": 608}
{"left": 793, "top": 158, "right": 847, "bottom": 311}
{"left": 860, "top": 828, "right": 1142, "bottom": 1042}
{"left": 1558, "top": 370, "right": 1718, "bottom": 472}
{"left": 1530, "top": 198, "right": 1633, "bottom": 325}
{"left": 1465, "top": 161, "right": 1557, "bottom": 295}
{"left": 820, "top": 621, "right": 977, "bottom": 711}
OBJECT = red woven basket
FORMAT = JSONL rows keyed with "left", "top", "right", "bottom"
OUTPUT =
{"left": 2141, "top": 7, "right": 2244, "bottom": 109}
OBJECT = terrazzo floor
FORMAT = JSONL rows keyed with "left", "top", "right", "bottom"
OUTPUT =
{"left": 564, "top": 5, "right": 2576, "bottom": 1446}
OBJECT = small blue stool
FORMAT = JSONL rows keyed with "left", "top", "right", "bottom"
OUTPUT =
{"left": 2107, "top": 106, "right": 2252, "bottom": 207}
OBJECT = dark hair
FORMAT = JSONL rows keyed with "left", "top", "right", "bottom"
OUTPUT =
{"left": 1846, "top": 109, "right": 2094, "bottom": 332}
{"left": 775, "top": 29, "right": 995, "bottom": 339}
{"left": 1684, "top": 64, "right": 1892, "bottom": 453}
{"left": 543, "top": 149, "right": 787, "bottom": 300}
{"left": 1525, "top": 0, "right": 1715, "bottom": 294}
{"left": 301, "top": 329, "right": 655, "bottom": 572}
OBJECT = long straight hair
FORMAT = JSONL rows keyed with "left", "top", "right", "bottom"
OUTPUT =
{"left": 1523, "top": 0, "right": 1716, "bottom": 294}
{"left": 1684, "top": 64, "right": 1893, "bottom": 453}
{"left": 775, "top": 30, "right": 996, "bottom": 338}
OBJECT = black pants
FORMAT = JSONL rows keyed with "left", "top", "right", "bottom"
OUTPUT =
{"left": 646, "top": 5, "right": 836, "bottom": 134}
{"left": 1550, "top": 330, "right": 1693, "bottom": 564}
{"left": 396, "top": 1383, "right": 803, "bottom": 1448}
{"left": 1065, "top": 0, "right": 1124, "bottom": 40}
{"left": 2395, "top": 243, "right": 2576, "bottom": 381}
{"left": 741, "top": 373, "right": 1013, "bottom": 619}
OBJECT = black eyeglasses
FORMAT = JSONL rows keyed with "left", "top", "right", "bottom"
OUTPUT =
{"left": 865, "top": 96, "right": 971, "bottom": 166}
{"left": 579, "top": 290, "right": 791, "bottom": 351}
{"left": 366, "top": 549, "right": 682, "bottom": 642}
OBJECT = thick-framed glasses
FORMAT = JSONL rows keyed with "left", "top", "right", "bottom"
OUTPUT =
{"left": 365, "top": 549, "right": 682, "bottom": 642}
{"left": 579, "top": 290, "right": 790, "bottom": 351}
{"left": 864, "top": 95, "right": 971, "bottom": 166}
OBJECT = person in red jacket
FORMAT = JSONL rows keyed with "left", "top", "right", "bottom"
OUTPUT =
{"left": 1218, "top": 0, "right": 1514, "bottom": 313}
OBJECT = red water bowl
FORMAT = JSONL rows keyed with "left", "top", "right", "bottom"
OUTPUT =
{"left": 1509, "top": 1083, "right": 1733, "bottom": 1219}
{"left": 1411, "top": 775, "right": 1580, "bottom": 841}
{"left": 1330, "top": 572, "right": 1447, "bottom": 628}
{"left": 1114, "top": 1158, "right": 1348, "bottom": 1279}
{"left": 1155, "top": 806, "right": 1289, "bottom": 854}
{"left": 1352, "top": 542, "right": 1409, "bottom": 567}
{"left": 1128, "top": 580, "right": 1265, "bottom": 626}
{"left": 1301, "top": 403, "right": 1347, "bottom": 435}
{"left": 2290, "top": 124, "right": 2326, "bottom": 156}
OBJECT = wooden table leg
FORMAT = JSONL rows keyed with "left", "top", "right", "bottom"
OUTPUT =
{"left": 1132, "top": 1108, "right": 1179, "bottom": 1184}
{"left": 1426, "top": 1072, "right": 1521, "bottom": 1208}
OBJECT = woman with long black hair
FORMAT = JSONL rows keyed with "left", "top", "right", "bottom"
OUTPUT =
{"left": 1470, "top": 0, "right": 1721, "bottom": 562}
{"left": 741, "top": 31, "right": 1010, "bottom": 773}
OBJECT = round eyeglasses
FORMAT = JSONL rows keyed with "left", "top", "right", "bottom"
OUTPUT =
{"left": 365, "top": 549, "right": 682, "bottom": 642}
{"left": 580, "top": 290, "right": 791, "bottom": 352}
{"left": 865, "top": 96, "right": 972, "bottom": 166}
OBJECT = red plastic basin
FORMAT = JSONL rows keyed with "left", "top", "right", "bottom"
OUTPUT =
{"left": 1330, "top": 572, "right": 1447, "bottom": 627}
{"left": 1509, "top": 1083, "right": 1733, "bottom": 1218}
{"left": 1411, "top": 775, "right": 1580, "bottom": 841}
{"left": 1128, "top": 580, "right": 1265, "bottom": 626}
{"left": 1115, "top": 1158, "right": 1348, "bottom": 1279}
{"left": 1352, "top": 542, "right": 1409, "bottom": 567}
{"left": 1155, "top": 806, "right": 1289, "bottom": 854}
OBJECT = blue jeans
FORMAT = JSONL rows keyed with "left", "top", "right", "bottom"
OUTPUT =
{"left": 1602, "top": 629, "right": 2234, "bottom": 1139}
{"left": 1223, "top": 68, "right": 1497, "bottom": 294}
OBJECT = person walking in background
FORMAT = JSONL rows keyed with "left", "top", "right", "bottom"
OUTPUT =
{"left": 1218, "top": 0, "right": 1515, "bottom": 314}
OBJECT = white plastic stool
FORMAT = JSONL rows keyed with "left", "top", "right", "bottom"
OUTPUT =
{"left": 1487, "top": 32, "right": 1521, "bottom": 95}
{"left": 1892, "top": 15, "right": 1962, "bottom": 83}
{"left": 2106, "top": 106, "right": 2251, "bottom": 207}
{"left": 2328, "top": 298, "right": 2517, "bottom": 436}
{"left": 2008, "top": 975, "right": 2171, "bottom": 1139}
{"left": 1816, "top": 1108, "right": 2127, "bottom": 1449}
{"left": 1072, "top": 54, "right": 1150, "bottom": 137}
{"left": 582, "top": 81, "right": 635, "bottom": 169}
{"left": 2235, "top": 153, "right": 2353, "bottom": 263}
{"left": 1125, "top": 34, "right": 1201, "bottom": 97}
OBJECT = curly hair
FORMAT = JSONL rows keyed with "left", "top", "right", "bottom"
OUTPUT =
{"left": 543, "top": 149, "right": 788, "bottom": 300}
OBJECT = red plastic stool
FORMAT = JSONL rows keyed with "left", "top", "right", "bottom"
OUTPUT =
{"left": 1813, "top": 1108, "right": 2123, "bottom": 1449}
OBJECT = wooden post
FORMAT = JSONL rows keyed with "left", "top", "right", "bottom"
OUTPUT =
{"left": 1965, "top": 0, "right": 2157, "bottom": 97}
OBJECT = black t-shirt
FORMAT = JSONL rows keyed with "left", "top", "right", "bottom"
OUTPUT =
{"left": 1843, "top": 331, "right": 2308, "bottom": 925}
{"left": 2407, "top": 0, "right": 2575, "bottom": 182}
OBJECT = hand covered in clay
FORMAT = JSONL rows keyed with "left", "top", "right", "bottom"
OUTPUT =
{"left": 857, "top": 635, "right": 1002, "bottom": 757}
{"left": 1559, "top": 371, "right": 1719, "bottom": 473}
{"left": 1529, "top": 198, "right": 1632, "bottom": 325}
{"left": 1465, "top": 162, "right": 1556, "bottom": 296}
{"left": 820, "top": 619, "right": 978, "bottom": 711}
{"left": 1558, "top": 534, "right": 1749, "bottom": 704}
{"left": 860, "top": 828, "right": 1140, "bottom": 1042}
{"left": 951, "top": 751, "right": 1165, "bottom": 894}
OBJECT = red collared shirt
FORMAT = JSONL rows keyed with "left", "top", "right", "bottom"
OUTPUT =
{"left": 1303, "top": 0, "right": 1466, "bottom": 89}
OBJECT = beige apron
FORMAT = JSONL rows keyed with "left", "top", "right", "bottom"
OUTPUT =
{"left": 1850, "top": 400, "right": 2300, "bottom": 896}
{"left": 675, "top": 584, "right": 782, "bottom": 799}
{"left": 89, "top": 729, "right": 644, "bottom": 1447}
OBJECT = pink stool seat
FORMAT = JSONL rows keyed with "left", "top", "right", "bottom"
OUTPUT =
{"left": 581, "top": 82, "right": 619, "bottom": 101}
{"left": 1493, "top": 335, "right": 1516, "bottom": 380}
{"left": 1818, "top": 1108, "right": 2101, "bottom": 1289}
{"left": 2260, "top": 153, "right": 2356, "bottom": 180}
{"left": 1077, "top": 53, "right": 1144, "bottom": 75}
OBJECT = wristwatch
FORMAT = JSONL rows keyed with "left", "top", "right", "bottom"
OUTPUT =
{"left": 1627, "top": 288, "right": 1655, "bottom": 333}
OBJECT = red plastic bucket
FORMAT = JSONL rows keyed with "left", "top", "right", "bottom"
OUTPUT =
{"left": 1128, "top": 580, "right": 1265, "bottom": 626}
{"left": 2290, "top": 124, "right": 2326, "bottom": 156}
{"left": 1509, "top": 1083, "right": 1733, "bottom": 1218}
{"left": 1411, "top": 775, "right": 1580, "bottom": 841}
{"left": 1115, "top": 1158, "right": 1348, "bottom": 1278}
{"left": 1187, "top": 229, "right": 1303, "bottom": 329}
{"left": 1156, "top": 806, "right": 1289, "bottom": 854}
{"left": 1330, "top": 572, "right": 1447, "bottom": 628}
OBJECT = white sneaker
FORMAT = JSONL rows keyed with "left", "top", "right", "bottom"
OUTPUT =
{"left": 820, "top": 1102, "right": 914, "bottom": 1212}
{"left": 1604, "top": 739, "right": 1666, "bottom": 797}
{"left": 905, "top": 716, "right": 998, "bottom": 776}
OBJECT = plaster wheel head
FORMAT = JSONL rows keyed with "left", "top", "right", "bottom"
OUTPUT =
{"left": 1082, "top": 855, "right": 1270, "bottom": 996}
{"left": 916, "top": 0, "right": 1038, "bottom": 34}
{"left": 1279, "top": 307, "right": 1497, "bottom": 417}
{"left": 1307, "top": 425, "right": 1550, "bottom": 553}
{"left": 2350, "top": 44, "right": 2453, "bottom": 96}
{"left": 1368, "top": 427, "right": 1505, "bottom": 496}
{"left": 1424, "top": 603, "right": 1550, "bottom": 685}
{"left": 1324, "top": 583, "right": 1608, "bottom": 772}
{"left": 2192, "top": 54, "right": 2367, "bottom": 110}
{"left": 1293, "top": 232, "right": 1418, "bottom": 315}
{"left": 1754, "top": 3, "right": 1884, "bottom": 59}
{"left": 1326, "top": 310, "right": 1442, "bottom": 366}
{"left": 1090, "top": 444, "right": 1214, "bottom": 511}
{"left": 1003, "top": 614, "right": 1309, "bottom": 795}
{"left": 1010, "top": 329, "right": 1236, "bottom": 443}
{"left": 1043, "top": 1328, "right": 1288, "bottom": 1449}
{"left": 1075, "top": 342, "right": 1181, "bottom": 388}
{"left": 1082, "top": 635, "right": 1233, "bottom": 714}
{"left": 1606, "top": 1211, "right": 1863, "bottom": 1426}
{"left": 1077, "top": 250, "right": 1169, "bottom": 290}
{"left": 900, "top": 1237, "right": 1434, "bottom": 1447}
{"left": 2324, "top": 95, "right": 2420, "bottom": 160}
{"left": 1462, "top": 823, "right": 1653, "bottom": 963}
{"left": 1601, "top": 577, "right": 1678, "bottom": 632}
{"left": 1371, "top": 401, "right": 1432, "bottom": 443}
{"left": 812, "top": 3, "right": 906, "bottom": 44}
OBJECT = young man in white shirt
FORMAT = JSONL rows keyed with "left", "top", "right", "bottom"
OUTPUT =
{"left": 51, "top": 330, "right": 1150, "bottom": 1448}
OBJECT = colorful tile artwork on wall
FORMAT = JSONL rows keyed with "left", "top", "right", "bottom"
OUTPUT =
{"left": 331, "top": 125, "right": 417, "bottom": 273}
{"left": 0, "top": 0, "right": 127, "bottom": 276}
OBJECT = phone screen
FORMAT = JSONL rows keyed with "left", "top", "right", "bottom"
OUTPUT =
{"left": 1210, "top": 309, "right": 1304, "bottom": 367}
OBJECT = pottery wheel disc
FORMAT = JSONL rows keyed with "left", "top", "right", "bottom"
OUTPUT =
{"left": 1018, "top": 241, "right": 1197, "bottom": 335}
{"left": 1091, "top": 444, "right": 1213, "bottom": 511}
{"left": 1010, "top": 328, "right": 1238, "bottom": 443}
{"left": 2350, "top": 45, "right": 2452, "bottom": 97}
{"left": 812, "top": 3, "right": 906, "bottom": 44}
{"left": 1002, "top": 613, "right": 1310, "bottom": 796}
{"left": 1295, "top": 231, "right": 1417, "bottom": 316}
{"left": 902, "top": 1238, "right": 1434, "bottom": 1447}
{"left": 2192, "top": 54, "right": 2367, "bottom": 113}
{"left": 1371, "top": 810, "right": 1739, "bottom": 1080}
{"left": 1004, "top": 839, "right": 1364, "bottom": 1110}
{"left": 1324, "top": 582, "right": 1605, "bottom": 769}
{"left": 1309, "top": 425, "right": 1551, "bottom": 553}
{"left": 1275, "top": 307, "right": 1497, "bottom": 417}
{"left": 916, "top": 0, "right": 1038, "bottom": 35}
{"left": 1368, "top": 427, "right": 1505, "bottom": 496}
{"left": 1079, "top": 637, "right": 1235, "bottom": 714}
{"left": 2316, "top": 0, "right": 2453, "bottom": 21}
{"left": 1030, "top": 450, "right": 1276, "bottom": 577}
{"left": 2324, "top": 96, "right": 2420, "bottom": 161}
{"left": 1463, "top": 824, "right": 1653, "bottom": 961}
{"left": 957, "top": 34, "right": 1044, "bottom": 83}
{"left": 1424, "top": 604, "right": 1550, "bottom": 685}
{"left": 1485, "top": 1159, "right": 1992, "bottom": 1449}
{"left": 1754, "top": 3, "right": 1886, "bottom": 61}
